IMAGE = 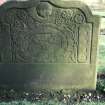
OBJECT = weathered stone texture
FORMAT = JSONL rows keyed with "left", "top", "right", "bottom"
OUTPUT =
{"left": 0, "top": 0, "right": 100, "bottom": 90}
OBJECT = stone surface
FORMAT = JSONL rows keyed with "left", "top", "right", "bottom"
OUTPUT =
{"left": 0, "top": 0, "right": 100, "bottom": 90}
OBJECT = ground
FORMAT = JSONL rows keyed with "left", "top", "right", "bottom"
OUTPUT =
{"left": 0, "top": 78, "right": 104, "bottom": 105}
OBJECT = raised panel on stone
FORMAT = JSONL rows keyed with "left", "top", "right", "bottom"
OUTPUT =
{"left": 78, "top": 23, "right": 92, "bottom": 63}
{"left": 0, "top": 0, "right": 100, "bottom": 89}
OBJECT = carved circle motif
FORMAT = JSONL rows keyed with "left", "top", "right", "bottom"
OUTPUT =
{"left": 74, "top": 14, "right": 85, "bottom": 24}
{"left": 61, "top": 11, "right": 68, "bottom": 18}
{"left": 36, "top": 2, "right": 52, "bottom": 18}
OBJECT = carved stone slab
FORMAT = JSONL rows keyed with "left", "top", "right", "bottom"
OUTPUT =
{"left": 0, "top": 0, "right": 100, "bottom": 89}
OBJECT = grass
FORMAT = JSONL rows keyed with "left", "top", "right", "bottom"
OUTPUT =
{"left": 0, "top": 100, "right": 65, "bottom": 105}
{"left": 0, "top": 100, "right": 105, "bottom": 105}
{"left": 77, "top": 102, "right": 105, "bottom": 105}
{"left": 97, "top": 35, "right": 105, "bottom": 73}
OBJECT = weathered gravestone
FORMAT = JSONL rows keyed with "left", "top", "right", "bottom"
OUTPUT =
{"left": 0, "top": 0, "right": 100, "bottom": 89}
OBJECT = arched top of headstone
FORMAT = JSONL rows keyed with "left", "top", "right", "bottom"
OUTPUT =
{"left": 0, "top": 0, "right": 92, "bottom": 18}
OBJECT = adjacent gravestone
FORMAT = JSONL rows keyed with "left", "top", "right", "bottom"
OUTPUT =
{"left": 0, "top": 0, "right": 100, "bottom": 90}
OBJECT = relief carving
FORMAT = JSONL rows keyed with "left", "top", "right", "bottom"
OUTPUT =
{"left": 0, "top": 2, "right": 92, "bottom": 63}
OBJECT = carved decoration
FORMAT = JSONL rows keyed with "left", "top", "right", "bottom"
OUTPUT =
{"left": 0, "top": 2, "right": 92, "bottom": 63}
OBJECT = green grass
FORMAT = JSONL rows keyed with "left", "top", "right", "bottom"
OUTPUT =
{"left": 0, "top": 100, "right": 105, "bottom": 105}
{"left": 77, "top": 102, "right": 105, "bottom": 105}
{"left": 97, "top": 35, "right": 105, "bottom": 73}
{"left": 0, "top": 100, "right": 65, "bottom": 105}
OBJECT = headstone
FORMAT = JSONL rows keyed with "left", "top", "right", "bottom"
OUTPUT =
{"left": 0, "top": 0, "right": 100, "bottom": 90}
